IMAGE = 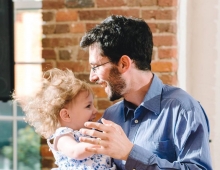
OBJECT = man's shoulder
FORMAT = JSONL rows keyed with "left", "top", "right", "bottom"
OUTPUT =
{"left": 162, "top": 85, "right": 189, "bottom": 98}
{"left": 161, "top": 85, "right": 201, "bottom": 111}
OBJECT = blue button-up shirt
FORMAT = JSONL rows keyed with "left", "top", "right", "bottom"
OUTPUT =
{"left": 101, "top": 74, "right": 212, "bottom": 170}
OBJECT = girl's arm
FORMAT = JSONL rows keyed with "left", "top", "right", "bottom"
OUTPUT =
{"left": 55, "top": 133, "right": 98, "bottom": 160}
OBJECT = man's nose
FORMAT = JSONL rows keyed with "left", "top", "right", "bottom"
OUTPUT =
{"left": 89, "top": 70, "right": 98, "bottom": 83}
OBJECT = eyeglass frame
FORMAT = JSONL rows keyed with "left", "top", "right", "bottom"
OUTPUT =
{"left": 91, "top": 61, "right": 111, "bottom": 73}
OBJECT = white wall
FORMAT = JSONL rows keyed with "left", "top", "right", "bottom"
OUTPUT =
{"left": 178, "top": 0, "right": 220, "bottom": 169}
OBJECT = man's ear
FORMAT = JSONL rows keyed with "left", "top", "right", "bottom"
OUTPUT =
{"left": 59, "top": 108, "right": 71, "bottom": 122}
{"left": 118, "top": 55, "right": 132, "bottom": 73}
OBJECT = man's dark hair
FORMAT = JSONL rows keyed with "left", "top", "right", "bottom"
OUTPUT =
{"left": 80, "top": 15, "right": 153, "bottom": 71}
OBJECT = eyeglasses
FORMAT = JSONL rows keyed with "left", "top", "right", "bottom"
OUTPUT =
{"left": 91, "top": 61, "right": 111, "bottom": 73}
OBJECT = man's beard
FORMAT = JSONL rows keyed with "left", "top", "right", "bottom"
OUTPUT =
{"left": 108, "top": 66, "right": 126, "bottom": 101}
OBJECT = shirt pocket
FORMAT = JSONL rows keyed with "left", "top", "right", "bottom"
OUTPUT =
{"left": 150, "top": 140, "right": 176, "bottom": 162}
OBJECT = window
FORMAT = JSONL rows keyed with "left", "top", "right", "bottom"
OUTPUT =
{"left": 0, "top": 1, "right": 43, "bottom": 170}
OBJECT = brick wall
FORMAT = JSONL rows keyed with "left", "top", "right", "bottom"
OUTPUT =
{"left": 41, "top": 0, "right": 178, "bottom": 169}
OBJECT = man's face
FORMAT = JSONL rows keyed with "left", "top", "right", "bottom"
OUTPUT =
{"left": 89, "top": 44, "right": 126, "bottom": 101}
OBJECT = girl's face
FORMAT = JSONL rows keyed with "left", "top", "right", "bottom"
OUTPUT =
{"left": 67, "top": 90, "right": 97, "bottom": 130}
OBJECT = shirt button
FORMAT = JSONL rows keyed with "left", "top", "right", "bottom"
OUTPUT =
{"left": 134, "top": 120, "right": 138, "bottom": 123}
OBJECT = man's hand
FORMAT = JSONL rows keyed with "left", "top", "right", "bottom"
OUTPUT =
{"left": 79, "top": 118, "right": 133, "bottom": 160}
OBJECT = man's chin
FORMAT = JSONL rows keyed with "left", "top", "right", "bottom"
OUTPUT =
{"left": 105, "top": 86, "right": 122, "bottom": 101}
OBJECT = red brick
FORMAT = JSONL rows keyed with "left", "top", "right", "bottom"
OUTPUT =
{"left": 75, "top": 73, "right": 90, "bottom": 83}
{"left": 65, "top": 0, "right": 94, "bottom": 8}
{"left": 158, "top": 48, "right": 177, "bottom": 59}
{"left": 70, "top": 23, "right": 86, "bottom": 33}
{"left": 72, "top": 37, "right": 79, "bottom": 46}
{"left": 56, "top": 10, "right": 78, "bottom": 22}
{"left": 86, "top": 23, "right": 99, "bottom": 31}
{"left": 158, "top": 0, "right": 177, "bottom": 6}
{"left": 142, "top": 9, "right": 176, "bottom": 20}
{"left": 153, "top": 35, "right": 177, "bottom": 47}
{"left": 140, "top": 0, "right": 157, "bottom": 6}
{"left": 42, "top": 38, "right": 51, "bottom": 48}
{"left": 57, "top": 61, "right": 90, "bottom": 72}
{"left": 43, "top": 24, "right": 56, "bottom": 34}
{"left": 42, "top": 11, "right": 54, "bottom": 21}
{"left": 78, "top": 10, "right": 109, "bottom": 20}
{"left": 42, "top": 49, "right": 56, "bottom": 59}
{"left": 59, "top": 50, "right": 71, "bottom": 60}
{"left": 55, "top": 24, "right": 70, "bottom": 34}
{"left": 109, "top": 9, "right": 139, "bottom": 18}
{"left": 41, "top": 145, "right": 53, "bottom": 157}
{"left": 151, "top": 60, "right": 177, "bottom": 72}
{"left": 127, "top": 0, "right": 157, "bottom": 6}
{"left": 42, "top": 38, "right": 77, "bottom": 48}
{"left": 77, "top": 49, "right": 89, "bottom": 60}
{"left": 148, "top": 23, "right": 157, "bottom": 33}
{"left": 157, "top": 23, "right": 177, "bottom": 33}
{"left": 127, "top": 0, "right": 139, "bottom": 6}
{"left": 42, "top": 0, "right": 64, "bottom": 9}
{"left": 41, "top": 158, "right": 56, "bottom": 168}
{"left": 97, "top": 0, "right": 125, "bottom": 7}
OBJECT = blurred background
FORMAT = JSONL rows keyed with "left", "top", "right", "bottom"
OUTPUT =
{"left": 0, "top": 0, "right": 219, "bottom": 169}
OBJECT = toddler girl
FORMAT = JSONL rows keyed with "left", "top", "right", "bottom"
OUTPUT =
{"left": 15, "top": 68, "right": 116, "bottom": 170}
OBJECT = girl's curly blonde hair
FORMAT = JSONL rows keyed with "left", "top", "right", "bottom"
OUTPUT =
{"left": 15, "top": 68, "right": 93, "bottom": 139}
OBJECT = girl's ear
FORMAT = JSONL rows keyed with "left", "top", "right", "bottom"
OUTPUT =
{"left": 59, "top": 108, "right": 71, "bottom": 122}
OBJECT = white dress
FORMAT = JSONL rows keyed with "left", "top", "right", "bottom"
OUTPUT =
{"left": 47, "top": 127, "right": 117, "bottom": 170}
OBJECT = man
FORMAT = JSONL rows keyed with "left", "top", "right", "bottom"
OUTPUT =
{"left": 79, "top": 15, "right": 212, "bottom": 170}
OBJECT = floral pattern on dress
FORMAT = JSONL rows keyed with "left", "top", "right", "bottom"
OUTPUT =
{"left": 47, "top": 127, "right": 117, "bottom": 170}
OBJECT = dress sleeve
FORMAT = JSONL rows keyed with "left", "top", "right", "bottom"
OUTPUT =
{"left": 47, "top": 127, "right": 75, "bottom": 151}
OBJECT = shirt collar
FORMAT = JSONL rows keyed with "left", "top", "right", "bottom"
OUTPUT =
{"left": 141, "top": 74, "right": 163, "bottom": 115}
{"left": 123, "top": 74, "right": 163, "bottom": 120}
